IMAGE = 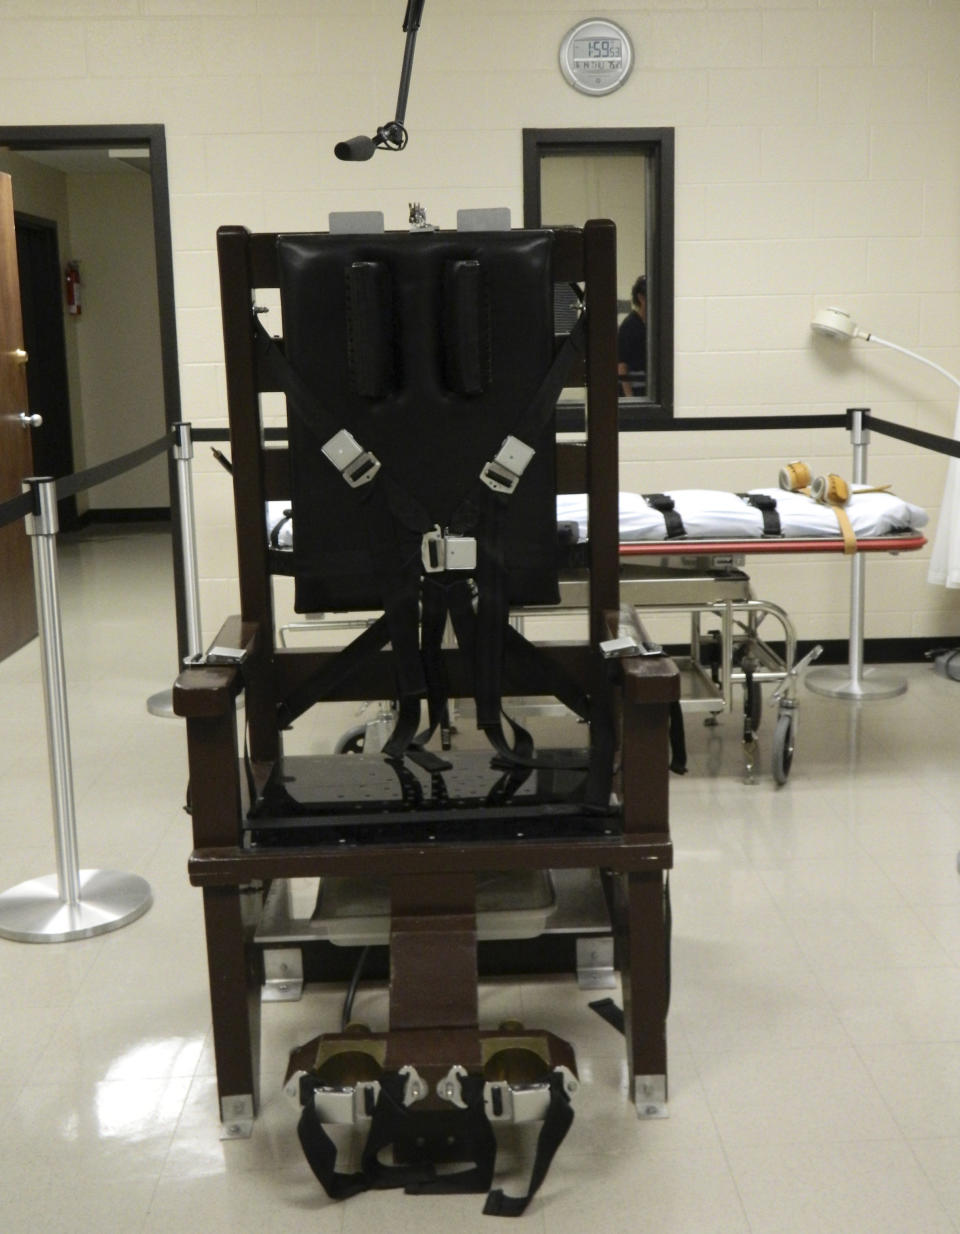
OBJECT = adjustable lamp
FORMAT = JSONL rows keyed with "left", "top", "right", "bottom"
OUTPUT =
{"left": 812, "top": 308, "right": 960, "bottom": 404}
{"left": 812, "top": 306, "right": 960, "bottom": 589}
{"left": 808, "top": 307, "right": 960, "bottom": 701}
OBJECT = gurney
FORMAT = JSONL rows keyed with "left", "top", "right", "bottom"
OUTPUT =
{"left": 557, "top": 484, "right": 928, "bottom": 780}
{"left": 266, "top": 483, "right": 927, "bottom": 783}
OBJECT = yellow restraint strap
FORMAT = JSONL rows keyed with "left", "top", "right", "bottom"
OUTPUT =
{"left": 779, "top": 462, "right": 892, "bottom": 555}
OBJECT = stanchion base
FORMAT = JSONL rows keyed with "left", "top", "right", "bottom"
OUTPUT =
{"left": 0, "top": 870, "right": 153, "bottom": 943}
{"left": 147, "top": 689, "right": 176, "bottom": 718}
{"left": 805, "top": 665, "right": 908, "bottom": 701}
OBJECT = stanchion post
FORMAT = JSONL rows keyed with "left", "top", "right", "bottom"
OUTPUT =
{"left": 174, "top": 421, "right": 204, "bottom": 659}
{"left": 806, "top": 408, "right": 908, "bottom": 701}
{"left": 147, "top": 421, "right": 203, "bottom": 715}
{"left": 0, "top": 478, "right": 153, "bottom": 942}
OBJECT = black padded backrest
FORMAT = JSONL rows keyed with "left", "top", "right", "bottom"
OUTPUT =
{"left": 276, "top": 229, "right": 560, "bottom": 613}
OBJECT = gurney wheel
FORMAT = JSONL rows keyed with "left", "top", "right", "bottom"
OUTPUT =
{"left": 771, "top": 712, "right": 795, "bottom": 785}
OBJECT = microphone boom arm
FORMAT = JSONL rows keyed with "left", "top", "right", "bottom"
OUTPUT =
{"left": 394, "top": 0, "right": 426, "bottom": 130}
{"left": 335, "top": 0, "right": 426, "bottom": 158}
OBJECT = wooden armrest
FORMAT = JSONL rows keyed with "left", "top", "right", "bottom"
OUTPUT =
{"left": 173, "top": 665, "right": 243, "bottom": 717}
{"left": 620, "top": 652, "right": 680, "bottom": 704}
{"left": 172, "top": 616, "right": 260, "bottom": 718}
{"left": 605, "top": 610, "right": 680, "bottom": 704}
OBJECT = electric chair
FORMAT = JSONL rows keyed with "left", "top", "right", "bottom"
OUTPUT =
{"left": 175, "top": 215, "right": 678, "bottom": 1214}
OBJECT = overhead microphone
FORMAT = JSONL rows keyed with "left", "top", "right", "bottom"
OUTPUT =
{"left": 334, "top": 135, "right": 377, "bottom": 162}
{"left": 334, "top": 0, "right": 425, "bottom": 162}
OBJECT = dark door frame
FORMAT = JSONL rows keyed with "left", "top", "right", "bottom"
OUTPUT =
{"left": 523, "top": 126, "right": 675, "bottom": 426}
{"left": 0, "top": 124, "right": 187, "bottom": 657}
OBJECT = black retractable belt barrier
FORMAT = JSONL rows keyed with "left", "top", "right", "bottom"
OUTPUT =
{"left": 0, "top": 433, "right": 168, "bottom": 533}
{"left": 861, "top": 413, "right": 960, "bottom": 460}
{"left": 0, "top": 488, "right": 34, "bottom": 531}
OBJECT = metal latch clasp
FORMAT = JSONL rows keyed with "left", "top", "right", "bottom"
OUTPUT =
{"left": 183, "top": 644, "right": 249, "bottom": 669}
{"left": 480, "top": 435, "right": 535, "bottom": 495}
{"left": 422, "top": 526, "right": 477, "bottom": 574}
{"left": 322, "top": 428, "right": 381, "bottom": 488}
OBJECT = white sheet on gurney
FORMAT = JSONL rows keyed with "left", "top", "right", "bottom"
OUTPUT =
{"left": 269, "top": 489, "right": 928, "bottom": 549}
{"left": 557, "top": 487, "right": 928, "bottom": 542}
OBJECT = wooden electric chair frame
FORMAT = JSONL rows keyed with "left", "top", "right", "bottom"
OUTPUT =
{"left": 175, "top": 218, "right": 678, "bottom": 1135}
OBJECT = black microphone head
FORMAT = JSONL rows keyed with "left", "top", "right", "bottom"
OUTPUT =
{"left": 335, "top": 135, "right": 377, "bottom": 161}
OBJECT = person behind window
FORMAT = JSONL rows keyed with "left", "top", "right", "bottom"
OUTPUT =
{"left": 617, "top": 274, "right": 646, "bottom": 397}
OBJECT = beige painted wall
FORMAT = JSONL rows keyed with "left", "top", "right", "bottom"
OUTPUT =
{"left": 0, "top": 0, "right": 957, "bottom": 643}
{"left": 66, "top": 171, "right": 167, "bottom": 509}
{"left": 540, "top": 151, "right": 647, "bottom": 307}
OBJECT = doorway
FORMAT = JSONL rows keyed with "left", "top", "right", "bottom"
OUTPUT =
{"left": 0, "top": 173, "right": 37, "bottom": 661}
{"left": 0, "top": 125, "right": 187, "bottom": 659}
{"left": 15, "top": 211, "right": 77, "bottom": 528}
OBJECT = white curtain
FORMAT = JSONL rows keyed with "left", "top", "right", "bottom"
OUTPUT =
{"left": 926, "top": 395, "right": 960, "bottom": 587}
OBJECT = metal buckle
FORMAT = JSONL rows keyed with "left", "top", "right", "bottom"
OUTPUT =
{"left": 287, "top": 1071, "right": 381, "bottom": 1124}
{"left": 422, "top": 527, "right": 477, "bottom": 574}
{"left": 483, "top": 1066, "right": 579, "bottom": 1123}
{"left": 321, "top": 428, "right": 381, "bottom": 488}
{"left": 182, "top": 644, "right": 249, "bottom": 669}
{"left": 480, "top": 435, "right": 535, "bottom": 495}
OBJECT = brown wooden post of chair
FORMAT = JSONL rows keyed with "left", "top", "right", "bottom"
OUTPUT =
{"left": 217, "top": 227, "right": 279, "bottom": 768}
{"left": 174, "top": 639, "right": 262, "bottom": 1137}
{"left": 617, "top": 653, "right": 678, "bottom": 1117}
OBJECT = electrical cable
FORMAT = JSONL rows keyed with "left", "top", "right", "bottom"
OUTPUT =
{"left": 341, "top": 945, "right": 370, "bottom": 1030}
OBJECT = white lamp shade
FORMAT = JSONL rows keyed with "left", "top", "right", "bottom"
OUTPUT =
{"left": 811, "top": 306, "right": 860, "bottom": 340}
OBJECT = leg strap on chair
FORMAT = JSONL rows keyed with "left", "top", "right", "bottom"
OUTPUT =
{"left": 297, "top": 1066, "right": 575, "bottom": 1217}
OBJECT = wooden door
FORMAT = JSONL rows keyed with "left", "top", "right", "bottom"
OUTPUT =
{"left": 0, "top": 172, "right": 37, "bottom": 661}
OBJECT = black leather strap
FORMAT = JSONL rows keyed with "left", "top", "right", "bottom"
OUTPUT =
{"left": 644, "top": 493, "right": 685, "bottom": 539}
{"left": 482, "top": 1073, "right": 575, "bottom": 1217}
{"left": 738, "top": 492, "right": 782, "bottom": 536}
{"left": 298, "top": 1071, "right": 498, "bottom": 1204}
{"left": 277, "top": 614, "right": 391, "bottom": 728}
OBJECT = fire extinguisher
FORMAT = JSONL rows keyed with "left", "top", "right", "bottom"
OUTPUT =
{"left": 65, "top": 261, "right": 82, "bottom": 316}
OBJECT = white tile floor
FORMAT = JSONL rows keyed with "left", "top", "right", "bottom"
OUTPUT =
{"left": 2, "top": 524, "right": 960, "bottom": 1232}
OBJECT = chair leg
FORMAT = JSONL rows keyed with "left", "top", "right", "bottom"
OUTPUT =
{"left": 619, "top": 870, "right": 669, "bottom": 1118}
{"left": 202, "top": 885, "right": 263, "bottom": 1138}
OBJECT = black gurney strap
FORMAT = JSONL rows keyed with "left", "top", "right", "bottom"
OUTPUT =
{"left": 643, "top": 493, "right": 685, "bottom": 539}
{"left": 738, "top": 492, "right": 782, "bottom": 537}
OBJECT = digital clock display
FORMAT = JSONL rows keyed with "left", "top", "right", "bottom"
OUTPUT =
{"left": 572, "top": 37, "right": 623, "bottom": 68}
{"left": 560, "top": 20, "right": 633, "bottom": 95}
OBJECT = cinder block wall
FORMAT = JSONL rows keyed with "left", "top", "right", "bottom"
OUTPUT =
{"left": 1, "top": 0, "right": 957, "bottom": 644}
